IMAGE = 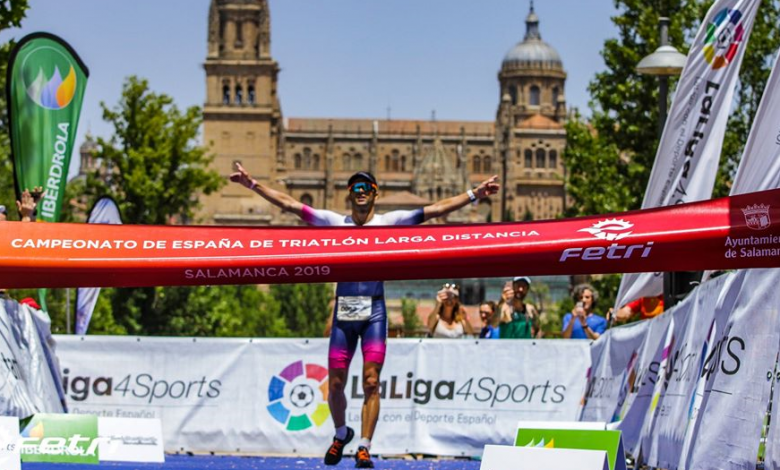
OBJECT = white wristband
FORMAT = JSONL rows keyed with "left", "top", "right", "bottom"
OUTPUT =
{"left": 467, "top": 189, "right": 477, "bottom": 202}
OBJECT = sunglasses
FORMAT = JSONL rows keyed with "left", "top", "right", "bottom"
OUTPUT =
{"left": 349, "top": 182, "right": 377, "bottom": 194}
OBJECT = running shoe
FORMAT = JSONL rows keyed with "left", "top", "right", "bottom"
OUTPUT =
{"left": 324, "top": 427, "right": 354, "bottom": 465}
{"left": 355, "top": 445, "right": 374, "bottom": 468}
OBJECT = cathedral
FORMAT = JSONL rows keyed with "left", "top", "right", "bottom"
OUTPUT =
{"left": 198, "top": 0, "right": 569, "bottom": 226}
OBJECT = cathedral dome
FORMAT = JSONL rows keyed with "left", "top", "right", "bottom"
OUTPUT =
{"left": 502, "top": 4, "right": 563, "bottom": 71}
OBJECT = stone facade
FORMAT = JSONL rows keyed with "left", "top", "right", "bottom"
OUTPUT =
{"left": 200, "top": 0, "right": 567, "bottom": 225}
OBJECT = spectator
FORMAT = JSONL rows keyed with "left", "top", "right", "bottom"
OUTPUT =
{"left": 478, "top": 301, "right": 499, "bottom": 339}
{"left": 562, "top": 283, "right": 607, "bottom": 340}
{"left": 496, "top": 281, "right": 514, "bottom": 322}
{"left": 0, "top": 205, "right": 6, "bottom": 221}
{"left": 613, "top": 295, "right": 664, "bottom": 323}
{"left": 427, "top": 283, "right": 474, "bottom": 338}
{"left": 499, "top": 276, "right": 541, "bottom": 339}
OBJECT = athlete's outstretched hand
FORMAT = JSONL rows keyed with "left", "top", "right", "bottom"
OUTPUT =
{"left": 229, "top": 162, "right": 255, "bottom": 189}
{"left": 474, "top": 175, "right": 500, "bottom": 199}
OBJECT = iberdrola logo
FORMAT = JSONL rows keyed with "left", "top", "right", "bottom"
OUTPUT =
{"left": 22, "top": 46, "right": 77, "bottom": 110}
{"left": 267, "top": 360, "right": 330, "bottom": 431}
{"left": 703, "top": 8, "right": 744, "bottom": 70}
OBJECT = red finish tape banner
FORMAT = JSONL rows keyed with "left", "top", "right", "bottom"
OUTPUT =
{"left": 2, "top": 189, "right": 780, "bottom": 289}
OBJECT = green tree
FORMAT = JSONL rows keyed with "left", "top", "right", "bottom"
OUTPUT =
{"left": 269, "top": 284, "right": 333, "bottom": 337}
{"left": 401, "top": 298, "right": 422, "bottom": 337}
{"left": 0, "top": 0, "right": 30, "bottom": 215}
{"left": 564, "top": 1, "right": 780, "bottom": 216}
{"left": 76, "top": 76, "right": 287, "bottom": 337}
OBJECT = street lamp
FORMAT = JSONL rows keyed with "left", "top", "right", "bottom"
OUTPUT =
{"left": 636, "top": 17, "right": 687, "bottom": 136}
{"left": 636, "top": 17, "right": 692, "bottom": 308}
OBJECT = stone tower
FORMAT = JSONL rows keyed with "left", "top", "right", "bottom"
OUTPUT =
{"left": 496, "top": 1, "right": 567, "bottom": 221}
{"left": 498, "top": 1, "right": 567, "bottom": 124}
{"left": 202, "top": 0, "right": 282, "bottom": 225}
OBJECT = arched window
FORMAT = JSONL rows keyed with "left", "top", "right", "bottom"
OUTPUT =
{"left": 354, "top": 154, "right": 363, "bottom": 169}
{"left": 473, "top": 156, "right": 481, "bottom": 174}
{"left": 385, "top": 155, "right": 391, "bottom": 171}
{"left": 235, "top": 85, "right": 243, "bottom": 105}
{"left": 301, "top": 193, "right": 313, "bottom": 207}
{"left": 391, "top": 150, "right": 400, "bottom": 171}
{"left": 303, "top": 148, "right": 312, "bottom": 169}
{"left": 222, "top": 84, "right": 230, "bottom": 105}
{"left": 529, "top": 85, "right": 541, "bottom": 106}
{"left": 342, "top": 154, "right": 351, "bottom": 171}
{"left": 549, "top": 150, "right": 558, "bottom": 169}
{"left": 552, "top": 87, "right": 559, "bottom": 106}
{"left": 294, "top": 154, "right": 302, "bottom": 169}
{"left": 313, "top": 154, "right": 320, "bottom": 170}
{"left": 248, "top": 85, "right": 256, "bottom": 105}
{"left": 235, "top": 20, "right": 243, "bottom": 46}
{"left": 483, "top": 156, "right": 492, "bottom": 173}
{"left": 509, "top": 86, "right": 518, "bottom": 105}
{"left": 524, "top": 149, "right": 533, "bottom": 168}
{"left": 536, "top": 148, "right": 546, "bottom": 168}
{"left": 401, "top": 155, "right": 407, "bottom": 172}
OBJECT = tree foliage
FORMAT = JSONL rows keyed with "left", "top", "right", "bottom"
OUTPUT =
{"left": 564, "top": 0, "right": 780, "bottom": 216}
{"left": 72, "top": 77, "right": 293, "bottom": 337}
{"left": 269, "top": 284, "right": 333, "bottom": 338}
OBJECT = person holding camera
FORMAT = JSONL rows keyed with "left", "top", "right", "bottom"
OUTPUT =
{"left": 562, "top": 283, "right": 607, "bottom": 340}
{"left": 427, "top": 283, "right": 474, "bottom": 338}
{"left": 499, "top": 276, "right": 541, "bottom": 339}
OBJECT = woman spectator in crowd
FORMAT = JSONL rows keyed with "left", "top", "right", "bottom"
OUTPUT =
{"left": 427, "top": 283, "right": 474, "bottom": 338}
{"left": 499, "top": 276, "right": 541, "bottom": 339}
{"left": 478, "top": 301, "right": 499, "bottom": 339}
{"left": 562, "top": 283, "right": 607, "bottom": 340}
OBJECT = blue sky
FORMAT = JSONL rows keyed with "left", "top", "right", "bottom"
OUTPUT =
{"left": 0, "top": 0, "right": 620, "bottom": 177}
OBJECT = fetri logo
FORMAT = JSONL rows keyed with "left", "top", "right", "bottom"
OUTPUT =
{"left": 578, "top": 219, "right": 634, "bottom": 241}
{"left": 703, "top": 8, "right": 744, "bottom": 70}
{"left": 742, "top": 204, "right": 770, "bottom": 230}
{"left": 267, "top": 360, "right": 330, "bottom": 431}
{"left": 22, "top": 46, "right": 77, "bottom": 110}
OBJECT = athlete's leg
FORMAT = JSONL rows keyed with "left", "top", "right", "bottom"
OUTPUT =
{"left": 328, "top": 320, "right": 358, "bottom": 428}
{"left": 324, "top": 319, "right": 358, "bottom": 466}
{"left": 361, "top": 360, "right": 383, "bottom": 440}
{"left": 359, "top": 316, "right": 387, "bottom": 441}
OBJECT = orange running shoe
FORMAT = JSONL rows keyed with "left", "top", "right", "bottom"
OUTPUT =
{"left": 323, "top": 427, "right": 354, "bottom": 465}
{"left": 355, "top": 445, "right": 374, "bottom": 468}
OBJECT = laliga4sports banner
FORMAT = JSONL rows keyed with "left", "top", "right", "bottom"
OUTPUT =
{"left": 2, "top": 189, "right": 780, "bottom": 288}
{"left": 7, "top": 33, "right": 88, "bottom": 222}
{"left": 615, "top": 0, "right": 761, "bottom": 309}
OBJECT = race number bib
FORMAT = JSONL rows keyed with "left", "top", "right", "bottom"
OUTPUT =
{"left": 336, "top": 296, "right": 372, "bottom": 321}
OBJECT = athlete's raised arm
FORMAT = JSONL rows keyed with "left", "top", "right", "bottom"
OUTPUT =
{"left": 422, "top": 175, "right": 500, "bottom": 221}
{"left": 229, "top": 162, "right": 305, "bottom": 218}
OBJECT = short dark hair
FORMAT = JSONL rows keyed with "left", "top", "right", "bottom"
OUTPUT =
{"left": 348, "top": 171, "right": 378, "bottom": 187}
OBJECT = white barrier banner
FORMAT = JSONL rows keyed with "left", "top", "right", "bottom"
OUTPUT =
{"left": 580, "top": 321, "right": 649, "bottom": 423}
{"left": 646, "top": 274, "right": 727, "bottom": 468}
{"left": 616, "top": 311, "right": 672, "bottom": 456}
{"left": 54, "top": 337, "right": 590, "bottom": 456}
{"left": 0, "top": 300, "right": 63, "bottom": 416}
{"left": 685, "top": 269, "right": 780, "bottom": 469}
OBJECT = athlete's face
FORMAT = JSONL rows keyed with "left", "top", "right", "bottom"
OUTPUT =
{"left": 349, "top": 179, "right": 377, "bottom": 208}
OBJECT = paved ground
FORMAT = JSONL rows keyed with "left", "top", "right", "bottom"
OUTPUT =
{"left": 22, "top": 454, "right": 482, "bottom": 470}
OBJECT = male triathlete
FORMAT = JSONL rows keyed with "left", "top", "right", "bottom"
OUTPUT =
{"left": 230, "top": 162, "right": 499, "bottom": 468}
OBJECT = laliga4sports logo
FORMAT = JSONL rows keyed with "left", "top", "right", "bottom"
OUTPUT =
{"left": 703, "top": 7, "right": 745, "bottom": 70}
{"left": 267, "top": 360, "right": 330, "bottom": 432}
{"left": 560, "top": 218, "right": 654, "bottom": 262}
{"left": 22, "top": 46, "right": 77, "bottom": 110}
